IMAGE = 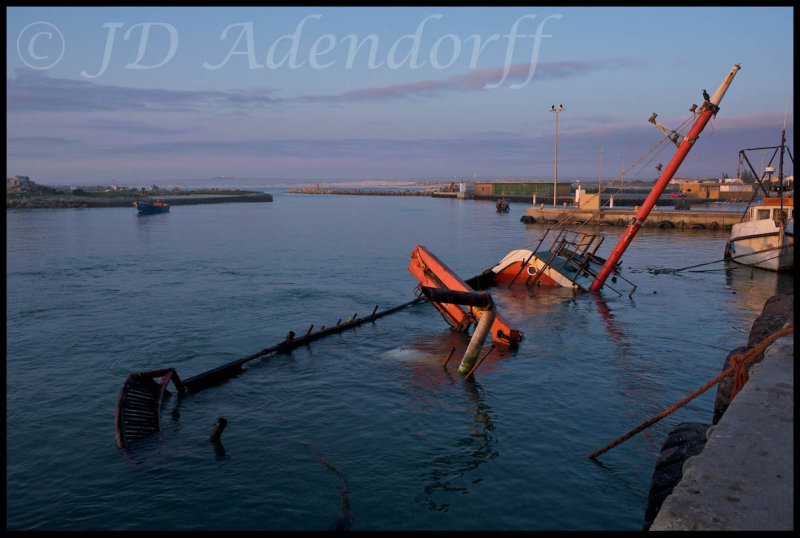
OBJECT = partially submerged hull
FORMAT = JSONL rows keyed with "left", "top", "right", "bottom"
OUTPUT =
{"left": 475, "top": 65, "right": 742, "bottom": 295}
{"left": 487, "top": 248, "right": 598, "bottom": 290}
{"left": 409, "top": 245, "right": 522, "bottom": 347}
{"left": 468, "top": 228, "right": 634, "bottom": 297}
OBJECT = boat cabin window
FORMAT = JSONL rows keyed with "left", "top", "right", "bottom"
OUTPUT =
{"left": 750, "top": 204, "right": 793, "bottom": 223}
{"left": 756, "top": 208, "right": 771, "bottom": 220}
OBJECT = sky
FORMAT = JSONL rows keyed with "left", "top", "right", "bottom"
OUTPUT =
{"left": 6, "top": 6, "right": 795, "bottom": 187}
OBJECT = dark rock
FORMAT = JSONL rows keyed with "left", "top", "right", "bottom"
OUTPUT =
{"left": 761, "top": 293, "right": 793, "bottom": 320}
{"left": 748, "top": 315, "right": 789, "bottom": 348}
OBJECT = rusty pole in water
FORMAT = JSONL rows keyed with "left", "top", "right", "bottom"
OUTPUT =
{"left": 419, "top": 286, "right": 496, "bottom": 377}
{"left": 590, "top": 64, "right": 741, "bottom": 292}
{"left": 458, "top": 301, "right": 495, "bottom": 376}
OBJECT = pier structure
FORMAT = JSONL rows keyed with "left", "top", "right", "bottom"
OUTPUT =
{"left": 522, "top": 206, "right": 742, "bottom": 229}
{"left": 648, "top": 293, "right": 793, "bottom": 530}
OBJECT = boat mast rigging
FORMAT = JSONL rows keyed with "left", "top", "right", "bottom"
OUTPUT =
{"left": 589, "top": 64, "right": 742, "bottom": 292}
{"left": 735, "top": 134, "right": 795, "bottom": 218}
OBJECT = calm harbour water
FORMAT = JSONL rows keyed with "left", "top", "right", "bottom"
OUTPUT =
{"left": 6, "top": 190, "right": 792, "bottom": 530}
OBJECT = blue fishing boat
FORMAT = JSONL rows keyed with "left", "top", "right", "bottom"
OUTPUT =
{"left": 134, "top": 198, "right": 170, "bottom": 214}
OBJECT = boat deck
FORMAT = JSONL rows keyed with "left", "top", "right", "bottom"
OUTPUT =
{"left": 530, "top": 250, "right": 595, "bottom": 289}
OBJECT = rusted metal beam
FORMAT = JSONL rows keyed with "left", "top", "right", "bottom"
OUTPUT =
{"left": 419, "top": 285, "right": 493, "bottom": 309}
{"left": 179, "top": 296, "right": 424, "bottom": 392}
{"left": 116, "top": 297, "right": 426, "bottom": 448}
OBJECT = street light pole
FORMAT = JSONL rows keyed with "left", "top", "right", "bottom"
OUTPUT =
{"left": 598, "top": 149, "right": 604, "bottom": 203}
{"left": 550, "top": 105, "right": 564, "bottom": 207}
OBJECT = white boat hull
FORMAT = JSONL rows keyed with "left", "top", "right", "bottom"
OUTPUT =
{"left": 726, "top": 219, "right": 793, "bottom": 271}
{"left": 489, "top": 249, "right": 588, "bottom": 289}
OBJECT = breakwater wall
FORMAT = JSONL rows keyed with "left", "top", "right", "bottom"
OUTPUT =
{"left": 286, "top": 187, "right": 717, "bottom": 209}
{"left": 522, "top": 207, "right": 742, "bottom": 229}
{"left": 285, "top": 188, "right": 434, "bottom": 196}
{"left": 476, "top": 194, "right": 719, "bottom": 207}
{"left": 6, "top": 192, "right": 273, "bottom": 209}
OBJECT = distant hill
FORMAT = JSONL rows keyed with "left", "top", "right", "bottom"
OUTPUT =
{"left": 6, "top": 176, "right": 59, "bottom": 195}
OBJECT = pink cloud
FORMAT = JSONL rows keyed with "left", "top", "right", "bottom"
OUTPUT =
{"left": 343, "top": 79, "right": 443, "bottom": 99}
{"left": 339, "top": 58, "right": 640, "bottom": 101}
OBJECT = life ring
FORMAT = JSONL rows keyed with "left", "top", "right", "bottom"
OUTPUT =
{"left": 657, "top": 220, "right": 675, "bottom": 229}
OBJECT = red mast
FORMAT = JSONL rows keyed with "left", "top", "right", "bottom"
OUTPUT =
{"left": 589, "top": 64, "right": 741, "bottom": 292}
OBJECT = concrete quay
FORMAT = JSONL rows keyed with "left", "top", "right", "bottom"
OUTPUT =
{"left": 523, "top": 206, "right": 741, "bottom": 229}
{"left": 650, "top": 294, "right": 794, "bottom": 531}
{"left": 286, "top": 187, "right": 431, "bottom": 196}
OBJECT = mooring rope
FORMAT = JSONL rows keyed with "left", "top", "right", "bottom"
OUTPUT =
{"left": 295, "top": 439, "right": 354, "bottom": 531}
{"left": 588, "top": 323, "right": 793, "bottom": 459}
{"left": 648, "top": 244, "right": 789, "bottom": 274}
{"left": 256, "top": 437, "right": 353, "bottom": 530}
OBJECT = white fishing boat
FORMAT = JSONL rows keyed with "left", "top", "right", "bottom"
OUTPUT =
{"left": 724, "top": 133, "right": 794, "bottom": 272}
{"left": 725, "top": 197, "right": 793, "bottom": 271}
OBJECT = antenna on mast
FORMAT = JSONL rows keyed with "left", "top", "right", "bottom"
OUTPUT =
{"left": 783, "top": 84, "right": 791, "bottom": 131}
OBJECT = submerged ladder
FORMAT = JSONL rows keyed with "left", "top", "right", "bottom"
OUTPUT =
{"left": 115, "top": 368, "right": 185, "bottom": 449}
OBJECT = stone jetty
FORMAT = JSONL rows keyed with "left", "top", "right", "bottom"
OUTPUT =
{"left": 648, "top": 292, "right": 793, "bottom": 530}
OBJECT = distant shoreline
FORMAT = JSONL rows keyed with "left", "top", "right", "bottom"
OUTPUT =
{"left": 6, "top": 192, "right": 273, "bottom": 209}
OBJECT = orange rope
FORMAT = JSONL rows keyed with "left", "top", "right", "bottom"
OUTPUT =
{"left": 730, "top": 353, "right": 749, "bottom": 400}
{"left": 588, "top": 323, "right": 793, "bottom": 459}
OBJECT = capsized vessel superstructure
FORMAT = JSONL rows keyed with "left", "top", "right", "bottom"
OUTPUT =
{"left": 466, "top": 227, "right": 633, "bottom": 296}
{"left": 409, "top": 245, "right": 522, "bottom": 347}
{"left": 406, "top": 65, "right": 741, "bottom": 345}
{"left": 477, "top": 64, "right": 742, "bottom": 294}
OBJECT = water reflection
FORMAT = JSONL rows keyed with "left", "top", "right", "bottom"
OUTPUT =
{"left": 119, "top": 433, "right": 179, "bottom": 470}
{"left": 587, "top": 295, "right": 668, "bottom": 449}
{"left": 592, "top": 295, "right": 632, "bottom": 354}
{"left": 385, "top": 325, "right": 517, "bottom": 380}
{"left": 724, "top": 263, "right": 793, "bottom": 312}
{"left": 386, "top": 332, "right": 500, "bottom": 512}
{"left": 415, "top": 376, "right": 497, "bottom": 512}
